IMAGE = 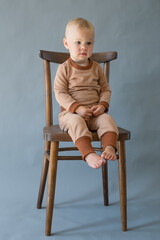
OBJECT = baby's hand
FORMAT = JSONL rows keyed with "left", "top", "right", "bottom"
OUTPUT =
{"left": 91, "top": 105, "right": 106, "bottom": 117}
{"left": 75, "top": 106, "right": 93, "bottom": 121}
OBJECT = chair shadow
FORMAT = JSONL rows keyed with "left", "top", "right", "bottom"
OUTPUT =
{"left": 128, "top": 219, "right": 160, "bottom": 231}
{"left": 54, "top": 188, "right": 102, "bottom": 208}
{"left": 40, "top": 187, "right": 122, "bottom": 209}
{"left": 51, "top": 219, "right": 108, "bottom": 236}
{"left": 40, "top": 189, "right": 103, "bottom": 209}
{"left": 52, "top": 219, "right": 160, "bottom": 236}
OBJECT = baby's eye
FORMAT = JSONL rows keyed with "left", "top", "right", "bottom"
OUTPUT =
{"left": 87, "top": 42, "right": 92, "bottom": 45}
{"left": 75, "top": 41, "right": 81, "bottom": 45}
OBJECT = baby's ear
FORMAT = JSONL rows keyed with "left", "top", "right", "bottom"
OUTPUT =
{"left": 63, "top": 37, "right": 69, "bottom": 49}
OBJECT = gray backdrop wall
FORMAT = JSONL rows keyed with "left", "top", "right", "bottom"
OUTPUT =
{"left": 0, "top": 0, "right": 160, "bottom": 239}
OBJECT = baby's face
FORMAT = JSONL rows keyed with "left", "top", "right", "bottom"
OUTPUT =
{"left": 63, "top": 25, "right": 94, "bottom": 65}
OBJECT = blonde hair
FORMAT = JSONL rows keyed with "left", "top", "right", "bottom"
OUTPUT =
{"left": 65, "top": 18, "right": 95, "bottom": 38}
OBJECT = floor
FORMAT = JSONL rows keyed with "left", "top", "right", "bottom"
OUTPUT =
{"left": 1, "top": 160, "right": 160, "bottom": 240}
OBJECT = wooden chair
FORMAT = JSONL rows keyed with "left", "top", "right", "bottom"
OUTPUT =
{"left": 37, "top": 50, "right": 131, "bottom": 236}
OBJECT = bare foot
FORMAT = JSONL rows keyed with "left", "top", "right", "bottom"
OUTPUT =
{"left": 101, "top": 146, "right": 117, "bottom": 161}
{"left": 85, "top": 153, "right": 106, "bottom": 169}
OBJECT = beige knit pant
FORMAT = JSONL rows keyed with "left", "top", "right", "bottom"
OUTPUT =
{"left": 59, "top": 111, "right": 119, "bottom": 159}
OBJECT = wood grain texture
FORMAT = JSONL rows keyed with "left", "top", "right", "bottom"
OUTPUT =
{"left": 39, "top": 50, "right": 117, "bottom": 63}
{"left": 43, "top": 125, "right": 130, "bottom": 142}
{"left": 118, "top": 140, "right": 127, "bottom": 231}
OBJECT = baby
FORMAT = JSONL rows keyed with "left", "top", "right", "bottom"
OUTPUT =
{"left": 54, "top": 18, "right": 119, "bottom": 168}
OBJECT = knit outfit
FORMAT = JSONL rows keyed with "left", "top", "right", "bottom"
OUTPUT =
{"left": 54, "top": 57, "right": 119, "bottom": 160}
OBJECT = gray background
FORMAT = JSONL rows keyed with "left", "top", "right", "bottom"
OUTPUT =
{"left": 0, "top": 0, "right": 160, "bottom": 239}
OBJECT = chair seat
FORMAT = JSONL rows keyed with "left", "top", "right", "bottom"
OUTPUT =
{"left": 43, "top": 125, "right": 131, "bottom": 142}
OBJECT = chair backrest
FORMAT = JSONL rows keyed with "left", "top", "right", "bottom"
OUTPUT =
{"left": 39, "top": 50, "right": 117, "bottom": 126}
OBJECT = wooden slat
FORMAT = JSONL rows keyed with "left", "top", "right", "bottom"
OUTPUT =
{"left": 58, "top": 147, "right": 102, "bottom": 152}
{"left": 43, "top": 60, "right": 53, "bottom": 126}
{"left": 102, "top": 162, "right": 109, "bottom": 205}
{"left": 45, "top": 141, "right": 59, "bottom": 235}
{"left": 39, "top": 50, "right": 117, "bottom": 63}
{"left": 58, "top": 156, "right": 82, "bottom": 160}
{"left": 118, "top": 141, "right": 127, "bottom": 231}
{"left": 92, "top": 52, "right": 117, "bottom": 63}
{"left": 40, "top": 51, "right": 69, "bottom": 63}
{"left": 45, "top": 150, "right": 119, "bottom": 161}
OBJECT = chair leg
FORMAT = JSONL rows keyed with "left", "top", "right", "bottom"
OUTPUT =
{"left": 118, "top": 140, "right": 127, "bottom": 231}
{"left": 45, "top": 141, "right": 59, "bottom": 236}
{"left": 37, "top": 141, "right": 50, "bottom": 209}
{"left": 102, "top": 161, "right": 109, "bottom": 206}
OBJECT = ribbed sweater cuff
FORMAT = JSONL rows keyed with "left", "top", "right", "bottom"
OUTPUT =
{"left": 99, "top": 101, "right": 109, "bottom": 112}
{"left": 69, "top": 102, "right": 80, "bottom": 113}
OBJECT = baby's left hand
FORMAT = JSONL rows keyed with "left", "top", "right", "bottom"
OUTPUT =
{"left": 91, "top": 105, "right": 106, "bottom": 117}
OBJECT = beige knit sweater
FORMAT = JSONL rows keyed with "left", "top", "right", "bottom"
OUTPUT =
{"left": 54, "top": 57, "right": 112, "bottom": 113}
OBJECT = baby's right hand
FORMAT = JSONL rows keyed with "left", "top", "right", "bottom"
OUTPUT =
{"left": 75, "top": 106, "right": 93, "bottom": 121}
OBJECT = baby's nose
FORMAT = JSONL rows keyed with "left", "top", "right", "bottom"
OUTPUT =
{"left": 81, "top": 43, "right": 87, "bottom": 50}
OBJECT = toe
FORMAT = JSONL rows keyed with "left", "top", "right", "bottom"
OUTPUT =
{"left": 101, "top": 152, "right": 105, "bottom": 158}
